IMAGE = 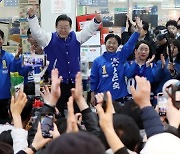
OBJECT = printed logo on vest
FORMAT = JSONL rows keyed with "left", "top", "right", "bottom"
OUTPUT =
{"left": 102, "top": 65, "right": 108, "bottom": 77}
{"left": 2, "top": 60, "right": 7, "bottom": 69}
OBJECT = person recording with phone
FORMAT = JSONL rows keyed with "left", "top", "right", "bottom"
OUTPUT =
{"left": 16, "top": 28, "right": 49, "bottom": 97}
{"left": 18, "top": 29, "right": 44, "bottom": 84}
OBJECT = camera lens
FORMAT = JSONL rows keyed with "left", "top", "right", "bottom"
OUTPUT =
{"left": 156, "top": 34, "right": 165, "bottom": 41}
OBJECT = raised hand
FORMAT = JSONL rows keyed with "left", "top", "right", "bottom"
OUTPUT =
{"left": 49, "top": 123, "right": 60, "bottom": 139}
{"left": 96, "top": 91, "right": 124, "bottom": 153}
{"left": 11, "top": 89, "right": 27, "bottom": 117}
{"left": 71, "top": 72, "right": 88, "bottom": 111}
{"left": 167, "top": 62, "right": 175, "bottom": 74}
{"left": 135, "top": 17, "right": 143, "bottom": 33}
{"left": 130, "top": 76, "right": 151, "bottom": 109}
{"left": 95, "top": 92, "right": 104, "bottom": 105}
{"left": 31, "top": 123, "right": 52, "bottom": 151}
{"left": 66, "top": 96, "right": 79, "bottom": 133}
{"left": 126, "top": 13, "right": 136, "bottom": 26}
{"left": 71, "top": 72, "right": 83, "bottom": 102}
{"left": 15, "top": 45, "right": 22, "bottom": 59}
{"left": 96, "top": 91, "right": 114, "bottom": 131}
{"left": 51, "top": 68, "right": 62, "bottom": 100}
{"left": 11, "top": 89, "right": 27, "bottom": 128}
{"left": 41, "top": 69, "right": 62, "bottom": 106}
{"left": 160, "top": 54, "right": 165, "bottom": 69}
{"left": 146, "top": 55, "right": 155, "bottom": 67}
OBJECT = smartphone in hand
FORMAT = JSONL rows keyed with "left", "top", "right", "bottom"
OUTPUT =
{"left": 157, "top": 93, "right": 167, "bottom": 116}
{"left": 40, "top": 113, "right": 54, "bottom": 138}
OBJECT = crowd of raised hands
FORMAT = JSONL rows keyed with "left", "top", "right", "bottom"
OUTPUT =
{"left": 7, "top": 68, "right": 180, "bottom": 154}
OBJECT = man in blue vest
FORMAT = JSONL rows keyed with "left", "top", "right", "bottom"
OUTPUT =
{"left": 27, "top": 8, "right": 102, "bottom": 116}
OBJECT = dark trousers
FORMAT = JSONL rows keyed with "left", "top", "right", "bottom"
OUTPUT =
{"left": 56, "top": 82, "right": 80, "bottom": 117}
{"left": 0, "top": 98, "right": 11, "bottom": 124}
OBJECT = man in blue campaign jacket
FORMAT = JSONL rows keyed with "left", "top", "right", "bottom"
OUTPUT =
{"left": 124, "top": 40, "right": 156, "bottom": 102}
{"left": 0, "top": 29, "right": 21, "bottom": 123}
{"left": 27, "top": 8, "right": 102, "bottom": 116}
{"left": 90, "top": 17, "right": 143, "bottom": 105}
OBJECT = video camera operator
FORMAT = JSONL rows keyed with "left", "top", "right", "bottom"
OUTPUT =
{"left": 153, "top": 26, "right": 169, "bottom": 62}
{"left": 155, "top": 39, "right": 180, "bottom": 94}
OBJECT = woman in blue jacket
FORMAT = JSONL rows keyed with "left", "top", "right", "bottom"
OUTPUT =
{"left": 90, "top": 17, "right": 143, "bottom": 105}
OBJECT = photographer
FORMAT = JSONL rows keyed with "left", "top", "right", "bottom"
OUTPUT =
{"left": 153, "top": 26, "right": 169, "bottom": 62}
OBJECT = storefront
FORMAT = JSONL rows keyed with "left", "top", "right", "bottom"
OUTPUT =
{"left": 0, "top": 0, "right": 179, "bottom": 53}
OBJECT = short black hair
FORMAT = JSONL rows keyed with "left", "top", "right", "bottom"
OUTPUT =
{"left": 21, "top": 95, "right": 33, "bottom": 121}
{"left": 113, "top": 114, "right": 142, "bottom": 151}
{"left": 105, "top": 33, "right": 121, "bottom": 46}
{"left": 55, "top": 14, "right": 72, "bottom": 27}
{"left": 166, "top": 20, "right": 177, "bottom": 28}
{"left": 0, "top": 130, "right": 13, "bottom": 146}
{"left": 142, "top": 21, "right": 150, "bottom": 37}
{"left": 44, "top": 132, "right": 105, "bottom": 154}
{"left": 0, "top": 142, "right": 13, "bottom": 154}
{"left": 142, "top": 21, "right": 149, "bottom": 31}
{"left": 0, "top": 29, "right": 4, "bottom": 39}
{"left": 134, "top": 40, "right": 152, "bottom": 59}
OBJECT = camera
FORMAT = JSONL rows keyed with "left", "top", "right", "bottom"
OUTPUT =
{"left": 40, "top": 113, "right": 54, "bottom": 138}
{"left": 155, "top": 29, "right": 169, "bottom": 41}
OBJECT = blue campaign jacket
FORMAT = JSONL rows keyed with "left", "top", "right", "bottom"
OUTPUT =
{"left": 155, "top": 58, "right": 180, "bottom": 94}
{"left": 124, "top": 61, "right": 156, "bottom": 95}
{"left": 90, "top": 32, "right": 140, "bottom": 100}
{"left": 0, "top": 49, "right": 21, "bottom": 99}
{"left": 44, "top": 31, "right": 80, "bottom": 81}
